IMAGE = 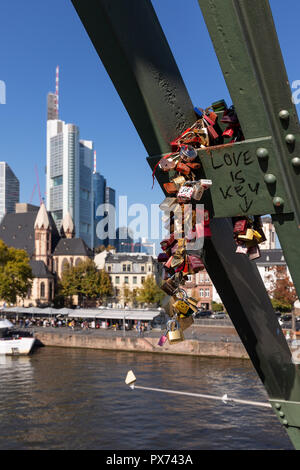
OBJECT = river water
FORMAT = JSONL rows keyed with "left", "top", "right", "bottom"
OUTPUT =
{"left": 0, "top": 347, "right": 293, "bottom": 450}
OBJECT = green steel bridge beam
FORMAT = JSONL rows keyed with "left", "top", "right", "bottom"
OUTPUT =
{"left": 198, "top": 0, "right": 300, "bottom": 297}
{"left": 71, "top": 0, "right": 300, "bottom": 448}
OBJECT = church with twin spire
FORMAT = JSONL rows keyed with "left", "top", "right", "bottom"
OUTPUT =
{"left": 0, "top": 202, "right": 93, "bottom": 306}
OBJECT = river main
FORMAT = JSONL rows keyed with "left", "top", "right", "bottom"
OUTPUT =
{"left": 0, "top": 347, "right": 293, "bottom": 450}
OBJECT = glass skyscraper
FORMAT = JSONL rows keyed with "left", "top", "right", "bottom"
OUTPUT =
{"left": 46, "top": 120, "right": 94, "bottom": 248}
{"left": 0, "top": 162, "right": 19, "bottom": 222}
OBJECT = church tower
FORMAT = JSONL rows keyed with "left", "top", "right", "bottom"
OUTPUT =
{"left": 61, "top": 212, "right": 75, "bottom": 239}
{"left": 34, "top": 203, "right": 52, "bottom": 270}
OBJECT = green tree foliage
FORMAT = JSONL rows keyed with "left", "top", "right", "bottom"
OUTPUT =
{"left": 0, "top": 240, "right": 33, "bottom": 304}
{"left": 212, "top": 301, "right": 224, "bottom": 312}
{"left": 122, "top": 284, "right": 132, "bottom": 306}
{"left": 136, "top": 275, "right": 165, "bottom": 306}
{"left": 60, "top": 259, "right": 113, "bottom": 306}
{"left": 95, "top": 267, "right": 113, "bottom": 300}
{"left": 271, "top": 298, "right": 292, "bottom": 313}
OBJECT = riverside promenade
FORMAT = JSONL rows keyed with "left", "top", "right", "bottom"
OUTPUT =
{"left": 32, "top": 321, "right": 250, "bottom": 359}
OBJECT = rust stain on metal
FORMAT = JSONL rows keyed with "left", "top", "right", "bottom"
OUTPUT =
{"left": 199, "top": 142, "right": 234, "bottom": 158}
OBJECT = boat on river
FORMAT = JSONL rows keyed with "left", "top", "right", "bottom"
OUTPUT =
{"left": 0, "top": 319, "right": 35, "bottom": 355}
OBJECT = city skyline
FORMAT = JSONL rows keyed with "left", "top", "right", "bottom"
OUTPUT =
{"left": 0, "top": 0, "right": 298, "bottom": 251}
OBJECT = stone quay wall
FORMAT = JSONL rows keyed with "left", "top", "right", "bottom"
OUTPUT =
{"left": 34, "top": 330, "right": 249, "bottom": 360}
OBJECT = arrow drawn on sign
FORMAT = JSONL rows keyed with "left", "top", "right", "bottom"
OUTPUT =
{"left": 239, "top": 196, "right": 254, "bottom": 213}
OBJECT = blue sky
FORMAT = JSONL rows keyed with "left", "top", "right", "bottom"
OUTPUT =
{"left": 0, "top": 0, "right": 299, "bottom": 246}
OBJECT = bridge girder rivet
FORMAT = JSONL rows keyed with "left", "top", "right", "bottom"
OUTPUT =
{"left": 256, "top": 148, "right": 269, "bottom": 159}
{"left": 285, "top": 134, "right": 296, "bottom": 145}
{"left": 264, "top": 174, "right": 277, "bottom": 184}
{"left": 279, "top": 411, "right": 285, "bottom": 417}
{"left": 275, "top": 403, "right": 281, "bottom": 410}
{"left": 282, "top": 419, "right": 288, "bottom": 426}
{"left": 291, "top": 157, "right": 300, "bottom": 168}
{"left": 273, "top": 197, "right": 284, "bottom": 207}
{"left": 278, "top": 110, "right": 290, "bottom": 120}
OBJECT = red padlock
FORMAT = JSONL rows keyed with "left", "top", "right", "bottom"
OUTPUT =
{"left": 233, "top": 218, "right": 248, "bottom": 235}
{"left": 188, "top": 255, "right": 205, "bottom": 273}
{"left": 160, "top": 233, "right": 176, "bottom": 251}
{"left": 223, "top": 127, "right": 235, "bottom": 138}
{"left": 175, "top": 162, "right": 191, "bottom": 176}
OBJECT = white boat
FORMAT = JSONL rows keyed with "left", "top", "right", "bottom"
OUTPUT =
{"left": 0, "top": 319, "right": 35, "bottom": 355}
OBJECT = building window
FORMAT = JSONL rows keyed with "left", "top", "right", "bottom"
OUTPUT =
{"left": 205, "top": 288, "right": 210, "bottom": 298}
{"left": 107, "top": 265, "right": 111, "bottom": 272}
{"left": 148, "top": 265, "right": 152, "bottom": 272}
{"left": 141, "top": 277, "right": 145, "bottom": 284}
{"left": 199, "top": 289, "right": 204, "bottom": 298}
{"left": 141, "top": 266, "right": 145, "bottom": 272}
{"left": 133, "top": 276, "right": 137, "bottom": 284}
{"left": 122, "top": 265, "right": 127, "bottom": 272}
{"left": 40, "top": 282, "right": 45, "bottom": 299}
{"left": 127, "top": 265, "right": 131, "bottom": 272}
{"left": 124, "top": 276, "right": 129, "bottom": 284}
{"left": 115, "top": 276, "right": 120, "bottom": 284}
{"left": 62, "top": 258, "right": 69, "bottom": 273}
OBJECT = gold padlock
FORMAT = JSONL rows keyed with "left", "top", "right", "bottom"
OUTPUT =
{"left": 185, "top": 297, "right": 198, "bottom": 312}
{"left": 172, "top": 175, "right": 186, "bottom": 189}
{"left": 173, "top": 300, "right": 190, "bottom": 315}
{"left": 237, "top": 228, "right": 254, "bottom": 241}
{"left": 167, "top": 320, "right": 184, "bottom": 344}
{"left": 171, "top": 255, "right": 184, "bottom": 268}
{"left": 252, "top": 230, "right": 263, "bottom": 243}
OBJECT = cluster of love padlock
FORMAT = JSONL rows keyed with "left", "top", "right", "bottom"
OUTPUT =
{"left": 154, "top": 100, "right": 245, "bottom": 346}
{"left": 158, "top": 288, "right": 199, "bottom": 346}
{"left": 233, "top": 215, "right": 266, "bottom": 260}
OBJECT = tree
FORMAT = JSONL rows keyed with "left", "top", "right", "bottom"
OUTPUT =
{"left": 60, "top": 259, "right": 113, "bottom": 306}
{"left": 0, "top": 240, "right": 33, "bottom": 304}
{"left": 267, "top": 265, "right": 297, "bottom": 311}
{"left": 94, "top": 244, "right": 115, "bottom": 254}
{"left": 136, "top": 275, "right": 165, "bottom": 306}
{"left": 122, "top": 284, "right": 132, "bottom": 306}
{"left": 271, "top": 298, "right": 291, "bottom": 313}
{"left": 212, "top": 301, "right": 224, "bottom": 312}
{"left": 60, "top": 262, "right": 81, "bottom": 306}
{"left": 95, "top": 268, "right": 113, "bottom": 302}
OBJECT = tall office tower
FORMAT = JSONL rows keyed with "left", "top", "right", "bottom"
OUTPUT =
{"left": 0, "top": 162, "right": 20, "bottom": 222}
{"left": 47, "top": 66, "right": 59, "bottom": 121}
{"left": 46, "top": 68, "right": 94, "bottom": 248}
{"left": 93, "top": 170, "right": 107, "bottom": 248}
{"left": 79, "top": 140, "right": 94, "bottom": 248}
{"left": 46, "top": 119, "right": 80, "bottom": 234}
{"left": 47, "top": 93, "right": 58, "bottom": 121}
{"left": 115, "top": 226, "right": 134, "bottom": 252}
{"left": 105, "top": 187, "right": 116, "bottom": 247}
{"left": 105, "top": 186, "right": 115, "bottom": 207}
